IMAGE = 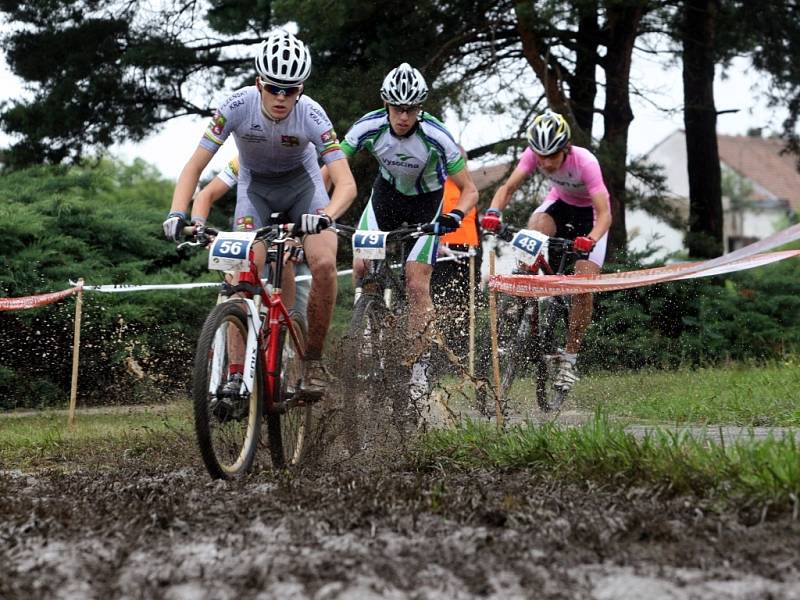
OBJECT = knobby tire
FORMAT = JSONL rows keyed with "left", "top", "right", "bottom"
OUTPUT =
{"left": 193, "top": 301, "right": 262, "bottom": 480}
{"left": 265, "top": 312, "right": 311, "bottom": 469}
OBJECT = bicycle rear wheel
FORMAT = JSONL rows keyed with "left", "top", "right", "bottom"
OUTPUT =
{"left": 193, "top": 301, "right": 262, "bottom": 480}
{"left": 533, "top": 298, "right": 570, "bottom": 412}
{"left": 265, "top": 312, "right": 312, "bottom": 469}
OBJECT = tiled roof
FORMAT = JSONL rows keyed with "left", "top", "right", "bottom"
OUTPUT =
{"left": 717, "top": 135, "right": 800, "bottom": 211}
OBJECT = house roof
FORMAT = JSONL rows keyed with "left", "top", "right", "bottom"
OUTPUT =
{"left": 717, "top": 135, "right": 800, "bottom": 211}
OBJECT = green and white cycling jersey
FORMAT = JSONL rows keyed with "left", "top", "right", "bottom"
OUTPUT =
{"left": 341, "top": 109, "right": 465, "bottom": 196}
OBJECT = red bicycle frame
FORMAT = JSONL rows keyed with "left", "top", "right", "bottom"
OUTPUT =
{"left": 236, "top": 233, "right": 306, "bottom": 415}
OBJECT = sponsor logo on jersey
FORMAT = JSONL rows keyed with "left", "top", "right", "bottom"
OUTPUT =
{"left": 321, "top": 128, "right": 338, "bottom": 144}
{"left": 308, "top": 106, "right": 329, "bottom": 127}
{"left": 382, "top": 154, "right": 420, "bottom": 169}
{"left": 236, "top": 216, "right": 255, "bottom": 231}
{"left": 250, "top": 123, "right": 263, "bottom": 131}
{"left": 210, "top": 111, "right": 227, "bottom": 136}
{"left": 281, "top": 135, "right": 300, "bottom": 147}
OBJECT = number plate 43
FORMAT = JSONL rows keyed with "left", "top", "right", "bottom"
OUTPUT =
{"left": 511, "top": 229, "right": 549, "bottom": 265}
{"left": 352, "top": 230, "right": 388, "bottom": 260}
{"left": 208, "top": 231, "right": 257, "bottom": 272}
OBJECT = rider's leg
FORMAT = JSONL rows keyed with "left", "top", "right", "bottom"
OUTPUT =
{"left": 405, "top": 261, "right": 435, "bottom": 352}
{"left": 281, "top": 261, "right": 296, "bottom": 313}
{"left": 352, "top": 257, "right": 367, "bottom": 304}
{"left": 224, "top": 242, "right": 268, "bottom": 388}
{"left": 302, "top": 229, "right": 338, "bottom": 360}
{"left": 566, "top": 259, "right": 600, "bottom": 354}
{"left": 406, "top": 261, "right": 435, "bottom": 400}
{"left": 528, "top": 211, "right": 557, "bottom": 236}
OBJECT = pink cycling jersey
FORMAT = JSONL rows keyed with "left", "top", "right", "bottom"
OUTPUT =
{"left": 517, "top": 146, "right": 609, "bottom": 208}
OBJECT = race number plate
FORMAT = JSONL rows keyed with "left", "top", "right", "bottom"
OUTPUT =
{"left": 511, "top": 229, "right": 549, "bottom": 265}
{"left": 208, "top": 231, "right": 257, "bottom": 272}
{"left": 352, "top": 230, "right": 388, "bottom": 260}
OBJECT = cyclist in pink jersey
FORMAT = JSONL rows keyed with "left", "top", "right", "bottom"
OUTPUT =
{"left": 481, "top": 110, "right": 612, "bottom": 392}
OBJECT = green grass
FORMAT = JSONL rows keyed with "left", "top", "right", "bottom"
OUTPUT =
{"left": 496, "top": 359, "right": 800, "bottom": 426}
{"left": 0, "top": 403, "right": 194, "bottom": 470}
{"left": 417, "top": 416, "right": 800, "bottom": 509}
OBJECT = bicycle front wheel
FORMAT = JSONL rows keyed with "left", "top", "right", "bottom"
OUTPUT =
{"left": 498, "top": 297, "right": 536, "bottom": 402}
{"left": 193, "top": 301, "right": 262, "bottom": 480}
{"left": 265, "top": 312, "right": 312, "bottom": 469}
{"left": 347, "top": 295, "right": 389, "bottom": 385}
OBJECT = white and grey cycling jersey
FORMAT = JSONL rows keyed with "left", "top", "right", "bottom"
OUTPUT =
{"left": 199, "top": 86, "right": 345, "bottom": 175}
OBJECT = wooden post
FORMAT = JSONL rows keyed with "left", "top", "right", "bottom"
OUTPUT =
{"left": 487, "top": 252, "right": 503, "bottom": 428}
{"left": 67, "top": 279, "right": 84, "bottom": 428}
{"left": 468, "top": 254, "right": 476, "bottom": 378}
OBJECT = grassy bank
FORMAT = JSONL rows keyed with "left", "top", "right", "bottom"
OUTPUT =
{"left": 0, "top": 403, "right": 194, "bottom": 471}
{"left": 498, "top": 360, "right": 800, "bottom": 427}
{"left": 417, "top": 416, "right": 800, "bottom": 510}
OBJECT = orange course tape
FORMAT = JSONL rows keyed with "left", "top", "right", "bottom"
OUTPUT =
{"left": 490, "top": 223, "right": 800, "bottom": 298}
{"left": 0, "top": 286, "right": 81, "bottom": 312}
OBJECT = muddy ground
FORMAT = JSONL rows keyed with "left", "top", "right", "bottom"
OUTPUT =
{"left": 3, "top": 408, "right": 800, "bottom": 599}
{"left": 3, "top": 344, "right": 800, "bottom": 600}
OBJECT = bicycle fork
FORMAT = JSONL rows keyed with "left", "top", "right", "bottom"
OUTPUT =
{"left": 208, "top": 299, "right": 262, "bottom": 401}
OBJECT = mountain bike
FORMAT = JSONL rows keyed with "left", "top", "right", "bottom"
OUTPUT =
{"left": 490, "top": 224, "right": 588, "bottom": 412}
{"left": 180, "top": 223, "right": 311, "bottom": 479}
{"left": 333, "top": 223, "right": 438, "bottom": 385}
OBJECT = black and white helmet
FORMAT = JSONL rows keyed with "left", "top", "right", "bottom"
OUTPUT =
{"left": 254, "top": 31, "right": 312, "bottom": 86}
{"left": 380, "top": 63, "right": 428, "bottom": 105}
{"left": 526, "top": 110, "right": 571, "bottom": 156}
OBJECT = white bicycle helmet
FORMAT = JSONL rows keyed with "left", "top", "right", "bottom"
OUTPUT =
{"left": 254, "top": 31, "right": 312, "bottom": 86}
{"left": 380, "top": 63, "right": 428, "bottom": 105}
{"left": 526, "top": 110, "right": 571, "bottom": 156}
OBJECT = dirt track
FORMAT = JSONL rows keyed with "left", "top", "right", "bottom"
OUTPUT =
{"left": 3, "top": 340, "right": 800, "bottom": 599}
{"left": 3, "top": 421, "right": 800, "bottom": 599}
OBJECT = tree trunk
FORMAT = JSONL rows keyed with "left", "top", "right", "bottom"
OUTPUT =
{"left": 597, "top": 2, "right": 644, "bottom": 259}
{"left": 682, "top": 0, "right": 723, "bottom": 258}
{"left": 570, "top": 1, "right": 600, "bottom": 136}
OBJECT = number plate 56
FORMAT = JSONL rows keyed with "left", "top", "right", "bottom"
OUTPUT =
{"left": 208, "top": 231, "right": 257, "bottom": 272}
{"left": 352, "top": 230, "right": 388, "bottom": 260}
{"left": 511, "top": 229, "right": 549, "bottom": 265}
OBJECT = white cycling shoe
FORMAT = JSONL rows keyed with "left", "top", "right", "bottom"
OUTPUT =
{"left": 553, "top": 354, "right": 579, "bottom": 392}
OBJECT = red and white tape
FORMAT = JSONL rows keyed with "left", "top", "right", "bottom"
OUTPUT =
{"left": 0, "top": 284, "right": 82, "bottom": 312}
{"left": 490, "top": 223, "right": 800, "bottom": 298}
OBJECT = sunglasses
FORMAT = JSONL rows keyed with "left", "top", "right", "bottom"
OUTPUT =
{"left": 389, "top": 104, "right": 421, "bottom": 114}
{"left": 259, "top": 80, "right": 302, "bottom": 96}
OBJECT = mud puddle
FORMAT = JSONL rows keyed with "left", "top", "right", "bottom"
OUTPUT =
{"left": 3, "top": 443, "right": 800, "bottom": 599}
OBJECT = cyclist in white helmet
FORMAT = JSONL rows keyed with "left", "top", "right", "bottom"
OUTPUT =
{"left": 323, "top": 63, "right": 479, "bottom": 401}
{"left": 481, "top": 109, "right": 612, "bottom": 393}
{"left": 164, "top": 30, "right": 357, "bottom": 400}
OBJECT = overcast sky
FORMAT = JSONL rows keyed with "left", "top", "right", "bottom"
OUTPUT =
{"left": 0, "top": 51, "right": 788, "bottom": 181}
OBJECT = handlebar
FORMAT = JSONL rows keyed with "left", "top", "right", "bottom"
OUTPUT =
{"left": 487, "top": 223, "right": 582, "bottom": 255}
{"left": 177, "top": 222, "right": 299, "bottom": 250}
{"left": 332, "top": 222, "right": 438, "bottom": 239}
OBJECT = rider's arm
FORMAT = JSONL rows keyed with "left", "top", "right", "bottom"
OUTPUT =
{"left": 170, "top": 147, "right": 215, "bottom": 215}
{"left": 587, "top": 191, "right": 612, "bottom": 242}
{"left": 321, "top": 158, "right": 357, "bottom": 220}
{"left": 191, "top": 175, "right": 233, "bottom": 223}
{"left": 448, "top": 167, "right": 479, "bottom": 214}
{"left": 319, "top": 164, "right": 332, "bottom": 193}
{"left": 489, "top": 166, "right": 529, "bottom": 211}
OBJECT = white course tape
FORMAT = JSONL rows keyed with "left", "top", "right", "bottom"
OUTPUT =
{"left": 72, "top": 250, "right": 474, "bottom": 293}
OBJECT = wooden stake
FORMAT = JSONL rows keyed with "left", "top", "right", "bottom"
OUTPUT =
{"left": 487, "top": 252, "right": 503, "bottom": 428}
{"left": 468, "top": 254, "right": 476, "bottom": 378}
{"left": 67, "top": 279, "right": 84, "bottom": 429}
